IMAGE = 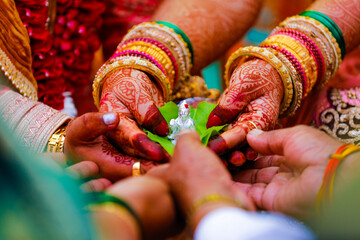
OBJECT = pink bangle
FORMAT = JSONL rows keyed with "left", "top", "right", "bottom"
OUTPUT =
{"left": 119, "top": 37, "right": 179, "bottom": 83}
{"left": 273, "top": 29, "right": 325, "bottom": 86}
{"left": 111, "top": 50, "right": 166, "bottom": 74}
{"left": 262, "top": 44, "right": 308, "bottom": 97}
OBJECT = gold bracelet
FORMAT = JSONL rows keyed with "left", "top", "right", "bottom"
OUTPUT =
{"left": 187, "top": 194, "right": 246, "bottom": 223}
{"left": 224, "top": 46, "right": 293, "bottom": 115}
{"left": 266, "top": 48, "right": 303, "bottom": 117}
{"left": 93, "top": 56, "right": 170, "bottom": 108}
{"left": 46, "top": 125, "right": 67, "bottom": 153}
{"left": 262, "top": 34, "right": 318, "bottom": 93}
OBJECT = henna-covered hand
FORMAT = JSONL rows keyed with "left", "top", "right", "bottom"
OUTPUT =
{"left": 207, "top": 59, "right": 284, "bottom": 155}
{"left": 64, "top": 112, "right": 158, "bottom": 181}
{"left": 100, "top": 68, "right": 169, "bottom": 162}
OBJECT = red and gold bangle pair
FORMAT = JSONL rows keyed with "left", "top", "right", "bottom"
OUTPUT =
{"left": 316, "top": 144, "right": 360, "bottom": 212}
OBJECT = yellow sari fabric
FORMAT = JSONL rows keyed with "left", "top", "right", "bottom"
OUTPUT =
{"left": 0, "top": 0, "right": 37, "bottom": 99}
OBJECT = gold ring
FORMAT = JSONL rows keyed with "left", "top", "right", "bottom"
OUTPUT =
{"left": 132, "top": 161, "right": 141, "bottom": 177}
{"left": 247, "top": 120, "right": 258, "bottom": 130}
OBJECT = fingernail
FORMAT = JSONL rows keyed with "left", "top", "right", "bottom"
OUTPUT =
{"left": 248, "top": 129, "right": 264, "bottom": 136}
{"left": 154, "top": 121, "right": 169, "bottom": 136}
{"left": 103, "top": 113, "right": 117, "bottom": 125}
{"left": 207, "top": 114, "right": 222, "bottom": 128}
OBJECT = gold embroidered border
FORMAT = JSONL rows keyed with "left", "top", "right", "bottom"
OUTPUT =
{"left": 0, "top": 48, "right": 38, "bottom": 100}
{"left": 319, "top": 88, "right": 360, "bottom": 145}
{"left": 15, "top": 103, "right": 71, "bottom": 153}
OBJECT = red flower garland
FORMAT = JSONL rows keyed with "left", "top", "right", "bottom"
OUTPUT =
{"left": 15, "top": 0, "right": 105, "bottom": 110}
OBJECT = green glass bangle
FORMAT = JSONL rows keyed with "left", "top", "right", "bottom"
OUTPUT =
{"left": 93, "top": 193, "right": 142, "bottom": 230}
{"left": 300, "top": 11, "right": 346, "bottom": 59}
{"left": 156, "top": 21, "right": 194, "bottom": 64}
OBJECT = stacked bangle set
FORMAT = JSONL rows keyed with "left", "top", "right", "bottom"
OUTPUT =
{"left": 225, "top": 11, "right": 345, "bottom": 118}
{"left": 93, "top": 21, "right": 216, "bottom": 108}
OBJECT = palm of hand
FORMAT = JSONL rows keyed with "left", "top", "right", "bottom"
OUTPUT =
{"left": 64, "top": 113, "right": 159, "bottom": 181}
{"left": 236, "top": 155, "right": 325, "bottom": 218}
{"left": 234, "top": 126, "right": 343, "bottom": 218}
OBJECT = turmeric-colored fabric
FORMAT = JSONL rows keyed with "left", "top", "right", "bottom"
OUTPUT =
{"left": 0, "top": 0, "right": 37, "bottom": 99}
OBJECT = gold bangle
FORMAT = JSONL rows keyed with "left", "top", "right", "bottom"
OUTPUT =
{"left": 132, "top": 160, "right": 141, "bottom": 177}
{"left": 93, "top": 56, "right": 170, "bottom": 108}
{"left": 280, "top": 16, "right": 341, "bottom": 85}
{"left": 266, "top": 48, "right": 303, "bottom": 117}
{"left": 46, "top": 125, "right": 67, "bottom": 153}
{"left": 118, "top": 42, "right": 176, "bottom": 87}
{"left": 121, "top": 29, "right": 186, "bottom": 83}
{"left": 262, "top": 34, "right": 318, "bottom": 93}
{"left": 121, "top": 23, "right": 190, "bottom": 82}
{"left": 273, "top": 22, "right": 332, "bottom": 87}
{"left": 224, "top": 46, "right": 293, "bottom": 115}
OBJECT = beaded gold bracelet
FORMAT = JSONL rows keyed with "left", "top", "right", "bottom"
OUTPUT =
{"left": 225, "top": 46, "right": 294, "bottom": 115}
{"left": 46, "top": 125, "right": 67, "bottom": 153}
{"left": 93, "top": 56, "right": 170, "bottom": 108}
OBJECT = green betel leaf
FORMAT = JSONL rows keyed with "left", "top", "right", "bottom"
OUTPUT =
{"left": 143, "top": 129, "right": 175, "bottom": 155}
{"left": 145, "top": 101, "right": 227, "bottom": 155}
{"left": 191, "top": 101, "right": 227, "bottom": 145}
{"left": 158, "top": 101, "right": 179, "bottom": 123}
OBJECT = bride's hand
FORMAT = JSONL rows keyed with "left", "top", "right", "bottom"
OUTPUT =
{"left": 99, "top": 68, "right": 170, "bottom": 162}
{"left": 206, "top": 59, "right": 283, "bottom": 155}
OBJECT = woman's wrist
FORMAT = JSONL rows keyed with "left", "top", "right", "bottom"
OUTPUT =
{"left": 335, "top": 151, "right": 360, "bottom": 188}
{"left": 90, "top": 203, "right": 141, "bottom": 240}
{"left": 186, "top": 193, "right": 250, "bottom": 235}
{"left": 188, "top": 201, "right": 238, "bottom": 235}
{"left": 317, "top": 144, "right": 360, "bottom": 211}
